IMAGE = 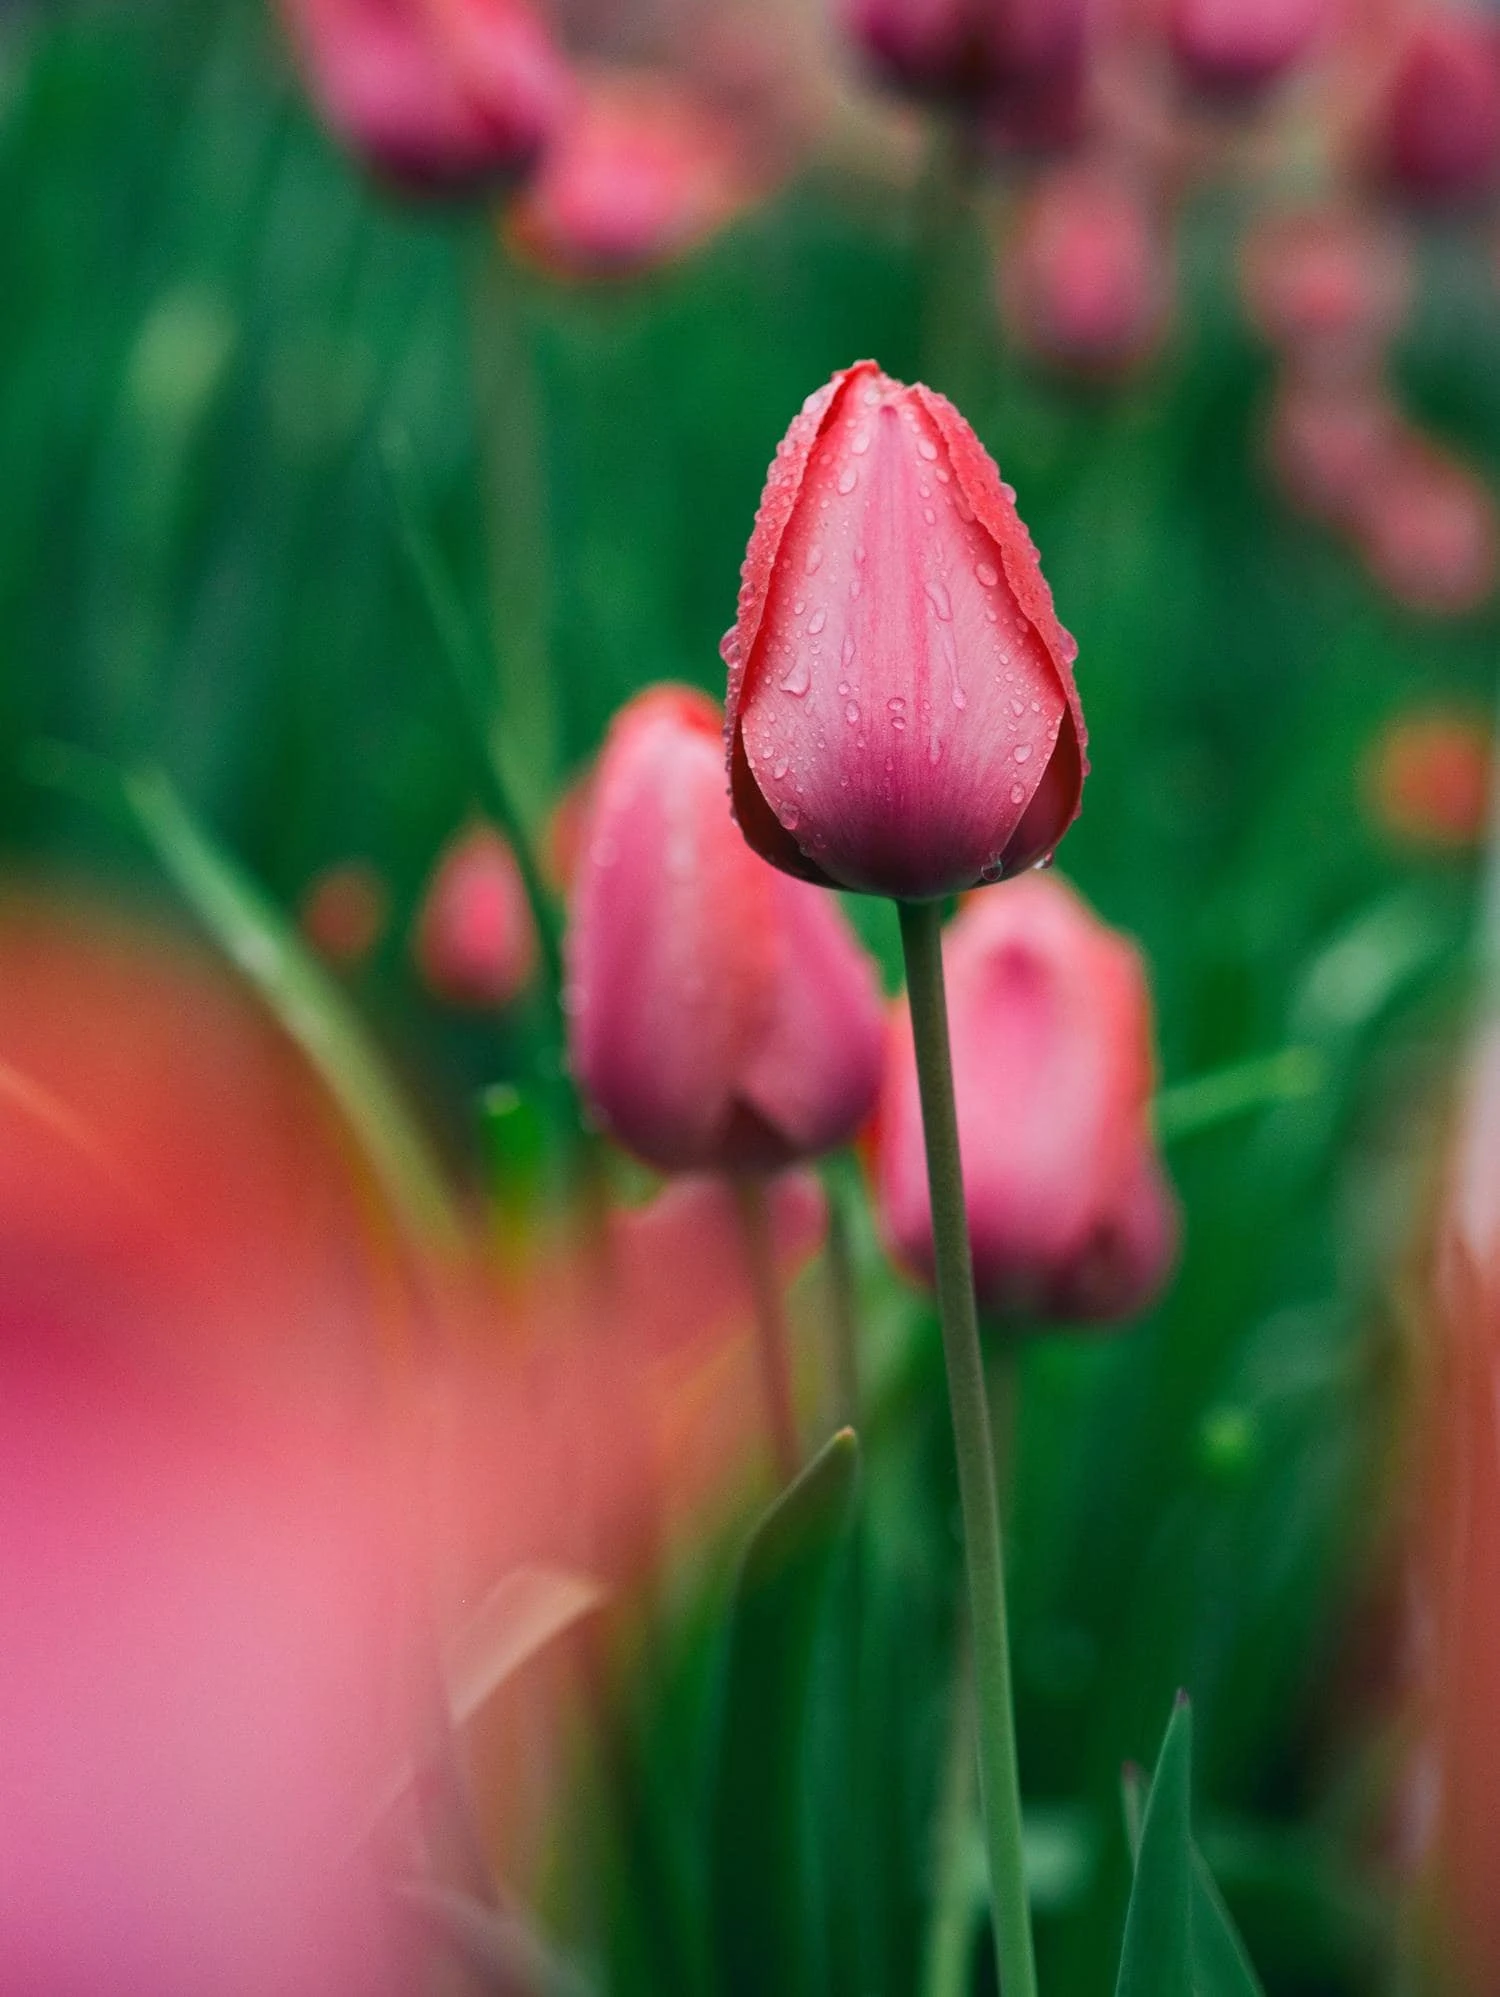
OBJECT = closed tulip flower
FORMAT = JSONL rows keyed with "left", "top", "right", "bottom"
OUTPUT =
{"left": 414, "top": 822, "right": 537, "bottom": 1009}
{"left": 279, "top": 0, "right": 571, "bottom": 194}
{"left": 1001, "top": 164, "right": 1171, "bottom": 376}
{"left": 565, "top": 686, "right": 884, "bottom": 1175}
{"left": 722, "top": 360, "right": 1085, "bottom": 901}
{"left": 873, "top": 876, "right": 1177, "bottom": 1322}
{"left": 505, "top": 69, "right": 760, "bottom": 279}
{"left": 1167, "top": 0, "right": 1327, "bottom": 97}
{"left": 1356, "top": 436, "right": 1499, "bottom": 617}
{"left": 1373, "top": 15, "right": 1500, "bottom": 206}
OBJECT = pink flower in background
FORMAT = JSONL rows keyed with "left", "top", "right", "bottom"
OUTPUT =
{"left": 872, "top": 875, "right": 1178, "bottom": 1322}
{"left": 722, "top": 360, "right": 1085, "bottom": 900}
{"left": 1364, "top": 706, "right": 1493, "bottom": 849}
{"left": 414, "top": 822, "right": 537, "bottom": 1010}
{"left": 1240, "top": 205, "right": 1411, "bottom": 372}
{"left": 841, "top": 0, "right": 1087, "bottom": 106}
{"left": 1356, "top": 435, "right": 1499, "bottom": 616}
{"left": 1371, "top": 12, "right": 1500, "bottom": 205}
{"left": 300, "top": 860, "right": 390, "bottom": 968}
{"left": 1265, "top": 370, "right": 1403, "bottom": 527}
{"left": 279, "top": 0, "right": 572, "bottom": 193}
{"left": 1166, "top": 0, "right": 1329, "bottom": 96}
{"left": 1001, "top": 162, "right": 1171, "bottom": 374}
{"left": 565, "top": 686, "right": 885, "bottom": 1173}
{"left": 504, "top": 68, "right": 761, "bottom": 278}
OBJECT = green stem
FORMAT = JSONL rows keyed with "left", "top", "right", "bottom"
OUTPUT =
{"left": 922, "top": 1626, "right": 981, "bottom": 1997}
{"left": 898, "top": 899, "right": 1037, "bottom": 1997}
{"left": 822, "top": 1163, "right": 863, "bottom": 1430}
{"left": 731, "top": 1176, "right": 802, "bottom": 1484}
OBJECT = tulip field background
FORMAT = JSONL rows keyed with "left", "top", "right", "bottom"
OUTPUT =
{"left": 7, "top": 3, "right": 1500, "bottom": 1995}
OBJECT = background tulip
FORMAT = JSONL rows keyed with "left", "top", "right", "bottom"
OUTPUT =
{"left": 299, "top": 860, "right": 389, "bottom": 968}
{"left": 722, "top": 360, "right": 1085, "bottom": 901}
{"left": 565, "top": 685, "right": 884, "bottom": 1175}
{"left": 873, "top": 876, "right": 1178, "bottom": 1322}
{"left": 414, "top": 822, "right": 538, "bottom": 1009}
{"left": 842, "top": 0, "right": 1086, "bottom": 106}
{"left": 504, "top": 68, "right": 760, "bottom": 279}
{"left": 1000, "top": 163, "right": 1171, "bottom": 376}
{"left": 1167, "top": 0, "right": 1328, "bottom": 97}
{"left": 1364, "top": 707, "right": 1494, "bottom": 850}
{"left": 279, "top": 0, "right": 571, "bottom": 192}
{"left": 1372, "top": 14, "right": 1500, "bottom": 206}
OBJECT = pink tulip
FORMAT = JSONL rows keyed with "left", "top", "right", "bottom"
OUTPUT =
{"left": 1373, "top": 13, "right": 1500, "bottom": 205}
{"left": 1167, "top": 0, "right": 1328, "bottom": 96}
{"left": 1240, "top": 206, "right": 1410, "bottom": 371}
{"left": 1356, "top": 436, "right": 1500, "bottom": 616}
{"left": 1000, "top": 163, "right": 1171, "bottom": 375}
{"left": 872, "top": 875, "right": 1177, "bottom": 1322}
{"left": 279, "top": 0, "right": 572, "bottom": 193}
{"left": 565, "top": 685, "right": 885, "bottom": 1174}
{"left": 504, "top": 68, "right": 759, "bottom": 279}
{"left": 414, "top": 822, "right": 538, "bottom": 1009}
{"left": 721, "top": 360, "right": 1085, "bottom": 902}
{"left": 841, "top": 0, "right": 1087, "bottom": 104}
{"left": 1264, "top": 370, "right": 1402, "bottom": 527}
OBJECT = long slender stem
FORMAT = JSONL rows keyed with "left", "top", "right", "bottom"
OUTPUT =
{"left": 898, "top": 899, "right": 1037, "bottom": 1997}
{"left": 822, "top": 1163, "right": 863, "bottom": 1430}
{"left": 731, "top": 1176, "right": 802, "bottom": 1484}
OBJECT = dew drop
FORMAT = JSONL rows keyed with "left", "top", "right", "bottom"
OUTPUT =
{"left": 952, "top": 687, "right": 967, "bottom": 710}
{"left": 1010, "top": 783, "right": 1027, "bottom": 804}
{"left": 923, "top": 508, "right": 936, "bottom": 525}
{"left": 794, "top": 598, "right": 806, "bottom": 616}
{"left": 1011, "top": 697, "right": 1025, "bottom": 716}
{"left": 935, "top": 468, "right": 951, "bottom": 485}
{"left": 891, "top": 714, "right": 907, "bottom": 730}
{"left": 778, "top": 802, "right": 801, "bottom": 830}
{"left": 841, "top": 634, "right": 857, "bottom": 669}
{"left": 808, "top": 607, "right": 827, "bottom": 636}
{"left": 773, "top": 757, "right": 789, "bottom": 779}
{"left": 887, "top": 696, "right": 906, "bottom": 714}
{"left": 779, "top": 656, "right": 811, "bottom": 696}
{"left": 924, "top": 579, "right": 954, "bottom": 622}
{"left": 851, "top": 428, "right": 872, "bottom": 456}
{"left": 845, "top": 701, "right": 861, "bottom": 724}
{"left": 837, "top": 466, "right": 859, "bottom": 495}
{"left": 805, "top": 546, "right": 824, "bottom": 575}
{"left": 976, "top": 561, "right": 999, "bottom": 588}
{"left": 1014, "top": 743, "right": 1033, "bottom": 764}
{"left": 917, "top": 437, "right": 939, "bottom": 463}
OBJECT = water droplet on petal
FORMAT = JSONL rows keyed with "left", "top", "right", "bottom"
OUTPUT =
{"left": 845, "top": 701, "right": 860, "bottom": 724}
{"left": 841, "top": 634, "right": 857, "bottom": 669}
{"left": 952, "top": 687, "right": 967, "bottom": 710}
{"left": 773, "top": 757, "right": 789, "bottom": 779}
{"left": 808, "top": 607, "right": 827, "bottom": 636}
{"left": 778, "top": 802, "right": 801, "bottom": 830}
{"left": 805, "top": 546, "right": 824, "bottom": 575}
{"left": 837, "top": 466, "right": 859, "bottom": 495}
{"left": 1010, "top": 783, "right": 1027, "bottom": 805}
{"left": 924, "top": 580, "right": 953, "bottom": 622}
{"left": 780, "top": 656, "right": 811, "bottom": 696}
{"left": 917, "top": 437, "right": 939, "bottom": 462}
{"left": 976, "top": 561, "right": 999, "bottom": 588}
{"left": 851, "top": 428, "right": 872, "bottom": 456}
{"left": 794, "top": 598, "right": 806, "bottom": 616}
{"left": 1014, "top": 744, "right": 1033, "bottom": 764}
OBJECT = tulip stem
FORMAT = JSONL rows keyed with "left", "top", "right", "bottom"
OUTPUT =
{"left": 731, "top": 1176, "right": 802, "bottom": 1484}
{"left": 898, "top": 899, "right": 1038, "bottom": 1997}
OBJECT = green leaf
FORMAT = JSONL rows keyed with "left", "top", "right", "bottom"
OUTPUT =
{"left": 711, "top": 1428, "right": 861, "bottom": 1997}
{"left": 1117, "top": 1701, "right": 1267, "bottom": 1997}
{"left": 118, "top": 763, "right": 463, "bottom": 1248}
{"left": 392, "top": 1880, "right": 596, "bottom": 1997}
{"left": 1115, "top": 1698, "right": 1195, "bottom": 1997}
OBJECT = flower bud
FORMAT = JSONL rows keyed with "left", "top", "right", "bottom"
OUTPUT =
{"left": 1364, "top": 707, "right": 1493, "bottom": 850}
{"left": 1240, "top": 206, "right": 1410, "bottom": 372}
{"left": 1167, "top": 0, "right": 1327, "bottom": 97}
{"left": 1355, "top": 436, "right": 1499, "bottom": 617}
{"left": 872, "top": 875, "right": 1177, "bottom": 1322}
{"left": 1000, "top": 163, "right": 1171, "bottom": 376}
{"left": 299, "top": 861, "right": 389, "bottom": 968}
{"left": 1264, "top": 370, "right": 1402, "bottom": 528}
{"left": 565, "top": 686, "right": 884, "bottom": 1174}
{"left": 1372, "top": 14, "right": 1500, "bottom": 206}
{"left": 414, "top": 823, "right": 537, "bottom": 1009}
{"left": 279, "top": 0, "right": 571, "bottom": 194}
{"left": 842, "top": 0, "right": 1087, "bottom": 104}
{"left": 504, "top": 69, "right": 759, "bottom": 279}
{"left": 722, "top": 360, "right": 1085, "bottom": 901}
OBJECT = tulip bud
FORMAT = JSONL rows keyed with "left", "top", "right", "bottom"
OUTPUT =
{"left": 842, "top": 0, "right": 1087, "bottom": 105}
{"left": 872, "top": 875, "right": 1177, "bottom": 1322}
{"left": 1355, "top": 436, "right": 1499, "bottom": 617}
{"left": 1000, "top": 163, "right": 1171, "bottom": 376}
{"left": 414, "top": 823, "right": 537, "bottom": 1010}
{"left": 1264, "top": 370, "right": 1402, "bottom": 528}
{"left": 1240, "top": 206, "right": 1410, "bottom": 372}
{"left": 504, "top": 69, "right": 759, "bottom": 279}
{"left": 299, "top": 861, "right": 389, "bottom": 968}
{"left": 1167, "top": 0, "right": 1327, "bottom": 97}
{"left": 1364, "top": 707, "right": 1493, "bottom": 850}
{"left": 722, "top": 360, "right": 1085, "bottom": 901}
{"left": 279, "top": 0, "right": 571, "bottom": 195}
{"left": 1372, "top": 14, "right": 1500, "bottom": 206}
{"left": 565, "top": 686, "right": 885, "bottom": 1174}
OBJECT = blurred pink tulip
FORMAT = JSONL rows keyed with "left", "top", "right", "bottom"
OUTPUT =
{"left": 504, "top": 68, "right": 760, "bottom": 278}
{"left": 414, "top": 821, "right": 537, "bottom": 1010}
{"left": 872, "top": 875, "right": 1177, "bottom": 1322}
{"left": 1240, "top": 205, "right": 1410, "bottom": 371}
{"left": 1167, "top": 0, "right": 1328, "bottom": 96}
{"left": 1371, "top": 12, "right": 1500, "bottom": 204}
{"left": 722, "top": 360, "right": 1085, "bottom": 901}
{"left": 841, "top": 0, "right": 1087, "bottom": 106}
{"left": 565, "top": 685, "right": 884, "bottom": 1173}
{"left": 1363, "top": 706, "right": 1493, "bottom": 850}
{"left": 300, "top": 859, "right": 390, "bottom": 968}
{"left": 279, "top": 0, "right": 572, "bottom": 193}
{"left": 1001, "top": 162, "right": 1171, "bottom": 374}
{"left": 1265, "top": 370, "right": 1403, "bottom": 527}
{"left": 1356, "top": 435, "right": 1500, "bottom": 616}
